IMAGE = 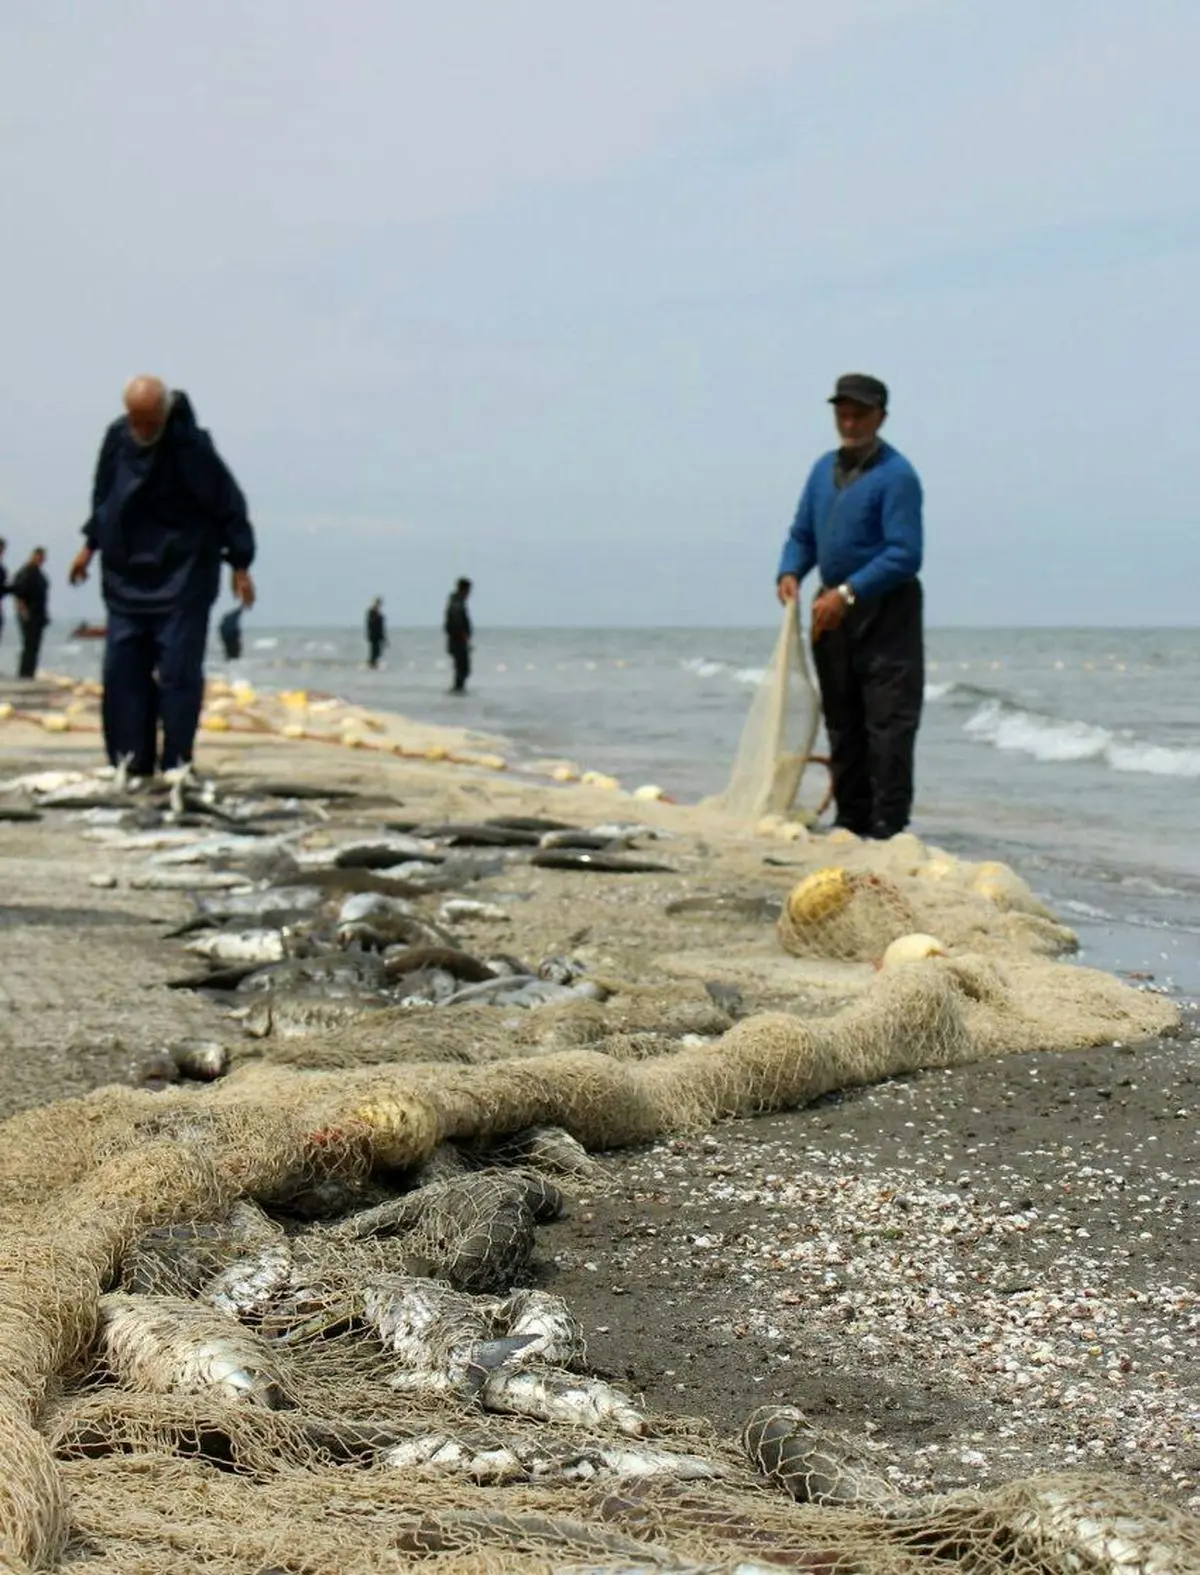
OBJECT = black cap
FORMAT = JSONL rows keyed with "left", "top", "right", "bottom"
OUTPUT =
{"left": 828, "top": 373, "right": 888, "bottom": 410}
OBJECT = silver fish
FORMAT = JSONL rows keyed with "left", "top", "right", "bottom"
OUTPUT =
{"left": 148, "top": 830, "right": 304, "bottom": 867}
{"left": 554, "top": 1444, "right": 728, "bottom": 1483}
{"left": 97, "top": 1293, "right": 293, "bottom": 1409}
{"left": 437, "top": 898, "right": 511, "bottom": 925}
{"left": 365, "top": 1276, "right": 531, "bottom": 1390}
{"left": 381, "top": 1431, "right": 722, "bottom": 1486}
{"left": 383, "top": 1431, "right": 525, "bottom": 1480}
{"left": 538, "top": 955, "right": 585, "bottom": 985}
{"left": 184, "top": 928, "right": 289, "bottom": 965}
{"left": 337, "top": 891, "right": 416, "bottom": 925}
{"left": 365, "top": 1275, "right": 496, "bottom": 1371}
{"left": 741, "top": 1407, "right": 897, "bottom": 1506}
{"left": 488, "top": 1125, "right": 599, "bottom": 1182}
{"left": 82, "top": 827, "right": 202, "bottom": 849}
{"left": 130, "top": 871, "right": 251, "bottom": 891}
{"left": 496, "top": 1288, "right": 583, "bottom": 1368}
{"left": 202, "top": 1240, "right": 294, "bottom": 1322}
{"left": 439, "top": 975, "right": 538, "bottom": 1007}
{"left": 237, "top": 992, "right": 390, "bottom": 1039}
{"left": 480, "top": 1366, "right": 647, "bottom": 1436}
{"left": 196, "top": 885, "right": 324, "bottom": 919}
{"left": 2, "top": 769, "right": 92, "bottom": 795}
{"left": 168, "top": 1038, "right": 230, "bottom": 1081}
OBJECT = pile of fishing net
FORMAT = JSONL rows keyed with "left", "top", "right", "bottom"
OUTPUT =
{"left": 0, "top": 940, "right": 1188, "bottom": 1573}
{"left": 704, "top": 601, "right": 826, "bottom": 826}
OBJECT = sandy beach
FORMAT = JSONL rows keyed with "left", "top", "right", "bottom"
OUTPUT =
{"left": 0, "top": 676, "right": 1197, "bottom": 1571}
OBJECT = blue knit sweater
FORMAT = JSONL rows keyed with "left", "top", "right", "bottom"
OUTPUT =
{"left": 777, "top": 441, "right": 923, "bottom": 602}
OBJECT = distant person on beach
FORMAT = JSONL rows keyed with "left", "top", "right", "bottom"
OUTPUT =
{"left": 11, "top": 547, "right": 50, "bottom": 680}
{"left": 219, "top": 603, "right": 244, "bottom": 661}
{"left": 0, "top": 538, "right": 8, "bottom": 647}
{"left": 366, "top": 598, "right": 387, "bottom": 668}
{"left": 444, "top": 577, "right": 473, "bottom": 694}
{"left": 69, "top": 376, "right": 256, "bottom": 781}
{"left": 777, "top": 373, "right": 924, "bottom": 840}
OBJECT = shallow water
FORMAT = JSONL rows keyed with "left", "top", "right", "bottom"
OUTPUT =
{"left": 44, "top": 623, "right": 1200, "bottom": 995}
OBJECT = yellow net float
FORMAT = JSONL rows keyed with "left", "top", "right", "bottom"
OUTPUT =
{"left": 785, "top": 867, "right": 852, "bottom": 927}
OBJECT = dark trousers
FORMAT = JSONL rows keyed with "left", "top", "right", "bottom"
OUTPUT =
{"left": 18, "top": 617, "right": 44, "bottom": 679}
{"left": 811, "top": 579, "right": 924, "bottom": 839}
{"left": 449, "top": 640, "right": 470, "bottom": 692}
{"left": 368, "top": 638, "right": 384, "bottom": 669}
{"left": 103, "top": 603, "right": 212, "bottom": 774}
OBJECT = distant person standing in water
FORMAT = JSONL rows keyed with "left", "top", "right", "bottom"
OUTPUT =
{"left": 444, "top": 578, "right": 472, "bottom": 694}
{"left": 11, "top": 546, "right": 49, "bottom": 679}
{"left": 219, "top": 602, "right": 244, "bottom": 661}
{"left": 776, "top": 373, "right": 924, "bottom": 840}
{"left": 366, "top": 598, "right": 386, "bottom": 668}
{"left": 0, "top": 538, "right": 8, "bottom": 647}
{"left": 70, "top": 376, "right": 256, "bottom": 781}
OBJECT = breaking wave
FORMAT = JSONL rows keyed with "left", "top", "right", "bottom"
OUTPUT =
{"left": 964, "top": 699, "right": 1200, "bottom": 778}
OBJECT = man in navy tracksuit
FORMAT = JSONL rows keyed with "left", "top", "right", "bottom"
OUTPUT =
{"left": 69, "top": 377, "right": 256, "bottom": 779}
{"left": 777, "top": 373, "right": 924, "bottom": 840}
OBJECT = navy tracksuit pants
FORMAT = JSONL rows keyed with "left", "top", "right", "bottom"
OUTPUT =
{"left": 102, "top": 603, "right": 212, "bottom": 774}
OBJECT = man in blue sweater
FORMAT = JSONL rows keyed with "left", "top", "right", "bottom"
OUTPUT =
{"left": 68, "top": 377, "right": 256, "bottom": 781}
{"left": 777, "top": 373, "right": 924, "bottom": 839}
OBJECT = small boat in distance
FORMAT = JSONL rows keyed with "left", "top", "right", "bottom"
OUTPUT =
{"left": 70, "top": 622, "right": 107, "bottom": 640}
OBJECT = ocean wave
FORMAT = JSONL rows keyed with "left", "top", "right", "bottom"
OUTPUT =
{"left": 680, "top": 657, "right": 766, "bottom": 687}
{"left": 963, "top": 699, "right": 1200, "bottom": 778}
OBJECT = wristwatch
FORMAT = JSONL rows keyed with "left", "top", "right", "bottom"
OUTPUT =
{"left": 836, "top": 583, "right": 857, "bottom": 607}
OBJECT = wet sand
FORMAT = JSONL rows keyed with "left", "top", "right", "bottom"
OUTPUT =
{"left": 1, "top": 698, "right": 1196, "bottom": 1512}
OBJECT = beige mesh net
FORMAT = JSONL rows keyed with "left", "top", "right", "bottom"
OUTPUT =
{"left": 0, "top": 944, "right": 1189, "bottom": 1573}
{"left": 705, "top": 601, "right": 824, "bottom": 825}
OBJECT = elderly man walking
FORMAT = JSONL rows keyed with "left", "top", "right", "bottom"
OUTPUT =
{"left": 776, "top": 373, "right": 924, "bottom": 840}
{"left": 69, "top": 377, "right": 256, "bottom": 781}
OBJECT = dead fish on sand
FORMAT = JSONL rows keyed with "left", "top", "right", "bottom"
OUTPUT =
{"left": 195, "top": 885, "right": 326, "bottom": 921}
{"left": 148, "top": 830, "right": 306, "bottom": 867}
{"left": 236, "top": 951, "right": 388, "bottom": 994}
{"left": 478, "top": 1366, "right": 647, "bottom": 1437}
{"left": 168, "top": 1038, "right": 230, "bottom": 1081}
{"left": 130, "top": 870, "right": 251, "bottom": 891}
{"left": 97, "top": 1293, "right": 294, "bottom": 1409}
{"left": 340, "top": 913, "right": 455, "bottom": 952}
{"left": 363, "top": 1276, "right": 532, "bottom": 1394}
{"left": 384, "top": 946, "right": 496, "bottom": 985}
{"left": 237, "top": 991, "right": 391, "bottom": 1039}
{"left": 328, "top": 836, "right": 444, "bottom": 869}
{"left": 437, "top": 898, "right": 512, "bottom": 925}
{"left": 202, "top": 1238, "right": 295, "bottom": 1323}
{"left": 183, "top": 927, "right": 292, "bottom": 966}
{"left": 383, "top": 1431, "right": 724, "bottom": 1484}
{"left": 741, "top": 1406, "right": 897, "bottom": 1506}
{"left": 531, "top": 850, "right": 676, "bottom": 875}
{"left": 485, "top": 1125, "right": 599, "bottom": 1182}
{"left": 494, "top": 1288, "right": 583, "bottom": 1367}
{"left": 440, "top": 976, "right": 607, "bottom": 1009}
{"left": 337, "top": 891, "right": 416, "bottom": 925}
{"left": 419, "top": 822, "right": 541, "bottom": 848}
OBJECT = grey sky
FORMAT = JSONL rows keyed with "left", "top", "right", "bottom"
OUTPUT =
{"left": 2, "top": 0, "right": 1198, "bottom": 626}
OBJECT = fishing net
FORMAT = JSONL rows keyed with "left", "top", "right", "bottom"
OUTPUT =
{"left": 705, "top": 601, "right": 824, "bottom": 826}
{"left": 775, "top": 868, "right": 918, "bottom": 962}
{"left": 0, "top": 946, "right": 1188, "bottom": 1573}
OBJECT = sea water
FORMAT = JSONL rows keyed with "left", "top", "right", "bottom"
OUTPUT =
{"left": 46, "top": 624, "right": 1200, "bottom": 995}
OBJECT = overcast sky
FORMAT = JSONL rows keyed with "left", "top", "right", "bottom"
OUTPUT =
{"left": 1, "top": 0, "right": 1197, "bottom": 627}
